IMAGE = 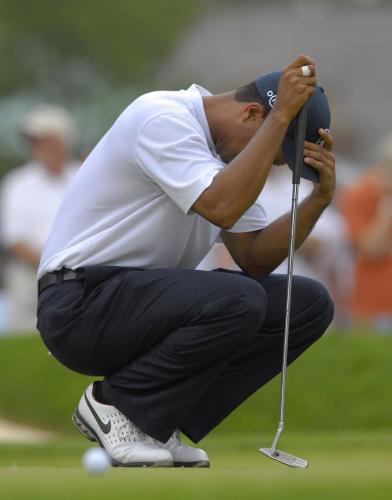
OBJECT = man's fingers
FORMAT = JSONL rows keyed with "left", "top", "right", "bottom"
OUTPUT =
{"left": 304, "top": 130, "right": 334, "bottom": 153}
{"left": 286, "top": 73, "right": 317, "bottom": 87}
{"left": 295, "top": 65, "right": 316, "bottom": 78}
{"left": 287, "top": 54, "right": 315, "bottom": 70}
{"left": 304, "top": 157, "right": 324, "bottom": 171}
{"left": 304, "top": 147, "right": 335, "bottom": 174}
{"left": 304, "top": 146, "right": 335, "bottom": 168}
{"left": 304, "top": 141, "right": 333, "bottom": 155}
{"left": 304, "top": 156, "right": 335, "bottom": 176}
{"left": 303, "top": 148, "right": 329, "bottom": 163}
{"left": 304, "top": 141, "right": 322, "bottom": 151}
{"left": 319, "top": 128, "right": 333, "bottom": 151}
{"left": 302, "top": 84, "right": 316, "bottom": 98}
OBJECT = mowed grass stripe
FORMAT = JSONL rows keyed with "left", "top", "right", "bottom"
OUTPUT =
{"left": 1, "top": 332, "right": 392, "bottom": 433}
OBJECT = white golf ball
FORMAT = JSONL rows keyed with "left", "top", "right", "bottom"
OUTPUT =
{"left": 82, "top": 448, "right": 111, "bottom": 475}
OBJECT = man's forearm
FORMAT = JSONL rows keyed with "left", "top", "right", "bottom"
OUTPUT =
{"left": 193, "top": 110, "right": 291, "bottom": 229}
{"left": 246, "top": 194, "right": 328, "bottom": 277}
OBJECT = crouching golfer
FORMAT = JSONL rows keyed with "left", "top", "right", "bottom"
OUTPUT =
{"left": 37, "top": 55, "right": 335, "bottom": 467}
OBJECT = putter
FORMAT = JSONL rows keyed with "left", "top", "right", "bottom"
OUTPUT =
{"left": 260, "top": 106, "right": 308, "bottom": 469}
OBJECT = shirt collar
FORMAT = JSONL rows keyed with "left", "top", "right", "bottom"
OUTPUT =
{"left": 186, "top": 84, "right": 215, "bottom": 153}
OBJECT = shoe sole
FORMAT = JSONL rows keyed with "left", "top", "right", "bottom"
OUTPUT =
{"left": 174, "top": 461, "right": 210, "bottom": 468}
{"left": 72, "top": 408, "right": 173, "bottom": 468}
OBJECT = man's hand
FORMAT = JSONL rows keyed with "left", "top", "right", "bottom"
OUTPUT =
{"left": 304, "top": 128, "right": 336, "bottom": 207}
{"left": 273, "top": 54, "right": 317, "bottom": 121}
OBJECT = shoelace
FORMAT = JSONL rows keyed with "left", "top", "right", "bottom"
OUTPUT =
{"left": 117, "top": 418, "right": 146, "bottom": 442}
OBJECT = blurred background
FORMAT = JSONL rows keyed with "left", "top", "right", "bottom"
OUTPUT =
{"left": 0, "top": 1, "right": 391, "bottom": 495}
{"left": 0, "top": 0, "right": 391, "bottom": 336}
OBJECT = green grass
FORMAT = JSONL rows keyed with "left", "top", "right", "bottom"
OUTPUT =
{"left": 1, "top": 432, "right": 392, "bottom": 499}
{"left": 1, "top": 332, "right": 392, "bottom": 433}
{"left": 2, "top": 332, "right": 392, "bottom": 498}
{"left": 0, "top": 335, "right": 95, "bottom": 431}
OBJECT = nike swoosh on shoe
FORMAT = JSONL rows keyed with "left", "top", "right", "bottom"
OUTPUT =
{"left": 84, "top": 394, "right": 112, "bottom": 434}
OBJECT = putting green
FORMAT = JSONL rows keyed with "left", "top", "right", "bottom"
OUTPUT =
{"left": 1, "top": 432, "right": 391, "bottom": 500}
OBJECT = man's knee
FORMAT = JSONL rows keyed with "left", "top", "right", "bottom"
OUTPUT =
{"left": 319, "top": 284, "right": 334, "bottom": 326}
{"left": 235, "top": 277, "right": 268, "bottom": 331}
{"left": 306, "top": 278, "right": 334, "bottom": 319}
{"left": 208, "top": 272, "right": 268, "bottom": 334}
{"left": 294, "top": 276, "right": 334, "bottom": 335}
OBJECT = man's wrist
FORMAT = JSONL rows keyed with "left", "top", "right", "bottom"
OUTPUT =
{"left": 268, "top": 107, "right": 292, "bottom": 127}
{"left": 307, "top": 190, "right": 332, "bottom": 212}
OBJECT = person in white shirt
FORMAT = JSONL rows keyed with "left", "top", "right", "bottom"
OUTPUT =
{"left": 37, "top": 55, "right": 335, "bottom": 468}
{"left": 1, "top": 105, "right": 78, "bottom": 333}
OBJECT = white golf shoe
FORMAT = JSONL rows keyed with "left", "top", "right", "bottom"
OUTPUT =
{"left": 72, "top": 383, "right": 173, "bottom": 467}
{"left": 159, "top": 430, "right": 210, "bottom": 467}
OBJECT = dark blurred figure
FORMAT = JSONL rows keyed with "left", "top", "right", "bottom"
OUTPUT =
{"left": 1, "top": 105, "right": 79, "bottom": 333}
{"left": 340, "top": 133, "right": 392, "bottom": 333}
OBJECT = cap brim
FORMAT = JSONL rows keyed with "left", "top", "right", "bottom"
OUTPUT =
{"left": 282, "top": 136, "right": 319, "bottom": 183}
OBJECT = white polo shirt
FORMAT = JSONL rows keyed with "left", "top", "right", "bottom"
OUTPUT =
{"left": 38, "top": 85, "right": 268, "bottom": 279}
{"left": 2, "top": 161, "right": 78, "bottom": 252}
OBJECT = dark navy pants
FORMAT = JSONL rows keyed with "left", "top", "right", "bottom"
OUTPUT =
{"left": 37, "top": 266, "right": 334, "bottom": 443}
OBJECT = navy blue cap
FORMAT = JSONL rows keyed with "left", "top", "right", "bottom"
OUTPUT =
{"left": 255, "top": 71, "right": 331, "bottom": 182}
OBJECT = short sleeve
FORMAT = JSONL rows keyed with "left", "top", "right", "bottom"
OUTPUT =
{"left": 1, "top": 176, "right": 30, "bottom": 247}
{"left": 226, "top": 197, "right": 269, "bottom": 233}
{"left": 134, "top": 113, "right": 223, "bottom": 214}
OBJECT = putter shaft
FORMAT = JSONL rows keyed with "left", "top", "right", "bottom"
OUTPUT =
{"left": 271, "top": 183, "right": 299, "bottom": 452}
{"left": 260, "top": 107, "right": 308, "bottom": 468}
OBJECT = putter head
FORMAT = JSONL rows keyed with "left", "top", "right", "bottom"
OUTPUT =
{"left": 260, "top": 448, "right": 308, "bottom": 469}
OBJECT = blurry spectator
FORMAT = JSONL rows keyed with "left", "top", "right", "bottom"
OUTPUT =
{"left": 1, "top": 105, "right": 79, "bottom": 333}
{"left": 0, "top": 254, "right": 8, "bottom": 335}
{"left": 340, "top": 133, "right": 392, "bottom": 332}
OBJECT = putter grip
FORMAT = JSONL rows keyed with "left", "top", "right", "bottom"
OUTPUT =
{"left": 292, "top": 106, "right": 307, "bottom": 185}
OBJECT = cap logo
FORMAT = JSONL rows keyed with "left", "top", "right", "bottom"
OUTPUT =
{"left": 267, "top": 90, "right": 277, "bottom": 108}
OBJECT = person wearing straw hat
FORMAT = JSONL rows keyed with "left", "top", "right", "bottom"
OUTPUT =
{"left": 1, "top": 105, "right": 79, "bottom": 333}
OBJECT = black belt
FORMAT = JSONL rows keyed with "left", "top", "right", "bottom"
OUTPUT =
{"left": 38, "top": 268, "right": 83, "bottom": 294}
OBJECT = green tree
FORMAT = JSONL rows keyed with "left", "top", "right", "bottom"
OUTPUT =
{"left": 0, "top": 0, "right": 208, "bottom": 170}
{"left": 0, "top": 0, "right": 206, "bottom": 94}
